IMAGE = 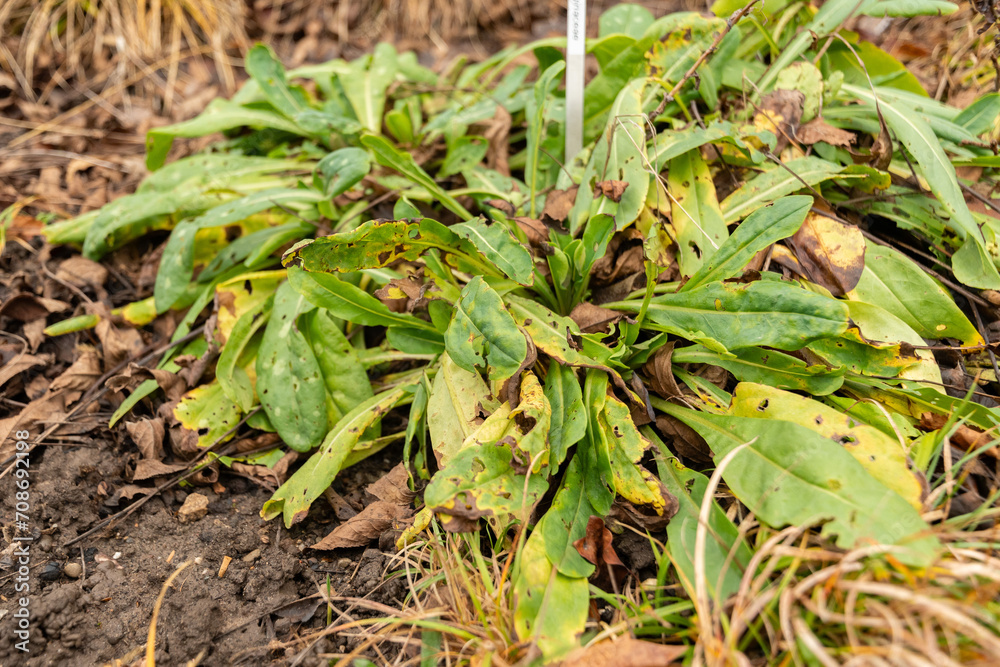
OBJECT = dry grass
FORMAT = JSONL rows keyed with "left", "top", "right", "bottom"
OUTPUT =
{"left": 0, "top": 0, "right": 248, "bottom": 103}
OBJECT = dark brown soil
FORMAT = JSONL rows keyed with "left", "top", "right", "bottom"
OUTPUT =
{"left": 0, "top": 437, "right": 408, "bottom": 666}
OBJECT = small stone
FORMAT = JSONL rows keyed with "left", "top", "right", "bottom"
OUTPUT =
{"left": 177, "top": 493, "right": 209, "bottom": 523}
{"left": 39, "top": 562, "right": 62, "bottom": 581}
{"left": 38, "top": 534, "right": 53, "bottom": 552}
{"left": 64, "top": 562, "right": 83, "bottom": 579}
{"left": 242, "top": 549, "right": 261, "bottom": 563}
{"left": 336, "top": 557, "right": 353, "bottom": 570}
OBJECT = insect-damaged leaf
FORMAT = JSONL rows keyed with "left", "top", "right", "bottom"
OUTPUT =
{"left": 657, "top": 402, "right": 940, "bottom": 566}
{"left": 683, "top": 196, "right": 812, "bottom": 291}
{"left": 727, "top": 383, "right": 925, "bottom": 509}
{"left": 256, "top": 281, "right": 327, "bottom": 452}
{"left": 451, "top": 217, "right": 535, "bottom": 285}
{"left": 262, "top": 385, "right": 411, "bottom": 527}
{"left": 287, "top": 266, "right": 436, "bottom": 331}
{"left": 286, "top": 218, "right": 498, "bottom": 279}
{"left": 806, "top": 327, "right": 920, "bottom": 377}
{"left": 172, "top": 380, "right": 243, "bottom": 450}
{"left": 423, "top": 431, "right": 548, "bottom": 532}
{"left": 667, "top": 149, "right": 728, "bottom": 277}
{"left": 445, "top": 276, "right": 527, "bottom": 383}
{"left": 622, "top": 279, "right": 849, "bottom": 353}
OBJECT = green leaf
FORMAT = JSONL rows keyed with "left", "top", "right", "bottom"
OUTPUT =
{"left": 954, "top": 93, "right": 1000, "bottom": 135}
{"left": 360, "top": 134, "right": 473, "bottom": 219}
{"left": 599, "top": 4, "right": 655, "bottom": 38}
{"left": 513, "top": 530, "right": 589, "bottom": 661}
{"left": 672, "top": 344, "right": 845, "bottom": 395}
{"left": 451, "top": 217, "right": 534, "bottom": 285}
{"left": 301, "top": 309, "right": 374, "bottom": 426}
{"left": 684, "top": 196, "right": 811, "bottom": 291}
{"left": 649, "top": 437, "right": 752, "bottom": 602}
{"left": 598, "top": 393, "right": 672, "bottom": 512}
{"left": 427, "top": 354, "right": 499, "bottom": 465}
{"left": 848, "top": 241, "right": 983, "bottom": 346}
{"left": 506, "top": 295, "right": 614, "bottom": 367}
{"left": 720, "top": 159, "right": 841, "bottom": 223}
{"left": 146, "top": 99, "right": 309, "bottom": 170}
{"left": 314, "top": 147, "right": 371, "bottom": 197}
{"left": 619, "top": 279, "right": 849, "bottom": 352}
{"left": 570, "top": 77, "right": 651, "bottom": 233}
{"left": 261, "top": 385, "right": 411, "bottom": 527}
{"left": 342, "top": 43, "right": 397, "bottom": 134}
{"left": 288, "top": 266, "right": 436, "bottom": 330}
{"left": 526, "top": 62, "right": 566, "bottom": 214}
{"left": 667, "top": 149, "right": 728, "bottom": 277}
{"left": 727, "top": 382, "right": 925, "bottom": 509}
{"left": 540, "top": 453, "right": 599, "bottom": 578}
{"left": 543, "top": 360, "right": 587, "bottom": 469}
{"left": 256, "top": 281, "right": 327, "bottom": 452}
{"left": 245, "top": 44, "right": 307, "bottom": 119}
{"left": 445, "top": 276, "right": 527, "bottom": 383}
{"left": 385, "top": 327, "right": 446, "bottom": 355}
{"left": 657, "top": 402, "right": 940, "bottom": 566}
{"left": 842, "top": 85, "right": 983, "bottom": 248}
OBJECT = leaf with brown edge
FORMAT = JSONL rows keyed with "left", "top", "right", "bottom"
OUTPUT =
{"left": 558, "top": 637, "right": 687, "bottom": 667}
{"left": 572, "top": 516, "right": 629, "bottom": 593}
{"left": 785, "top": 211, "right": 866, "bottom": 296}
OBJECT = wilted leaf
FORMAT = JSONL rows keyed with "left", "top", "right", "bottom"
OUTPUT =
{"left": 785, "top": 212, "right": 866, "bottom": 296}
{"left": 559, "top": 637, "right": 686, "bottom": 667}
{"left": 172, "top": 380, "right": 242, "bottom": 454}
{"left": 667, "top": 149, "right": 728, "bottom": 277}
{"left": 427, "top": 353, "right": 497, "bottom": 466}
{"left": 797, "top": 118, "right": 855, "bottom": 147}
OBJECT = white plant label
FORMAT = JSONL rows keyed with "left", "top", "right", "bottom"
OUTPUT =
{"left": 566, "top": 0, "right": 585, "bottom": 163}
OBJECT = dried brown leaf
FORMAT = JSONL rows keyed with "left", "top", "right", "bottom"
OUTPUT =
{"left": 643, "top": 342, "right": 683, "bottom": 400}
{"left": 0, "top": 351, "right": 51, "bottom": 390}
{"left": 559, "top": 637, "right": 686, "bottom": 667}
{"left": 0, "top": 293, "right": 69, "bottom": 322}
{"left": 920, "top": 412, "right": 998, "bottom": 458}
{"left": 595, "top": 180, "right": 628, "bottom": 203}
{"left": 95, "top": 319, "right": 144, "bottom": 370}
{"left": 542, "top": 186, "right": 579, "bottom": 223}
{"left": 131, "top": 459, "right": 187, "bottom": 481}
{"left": 311, "top": 500, "right": 414, "bottom": 550}
{"left": 125, "top": 418, "right": 166, "bottom": 460}
{"left": 797, "top": 118, "right": 855, "bottom": 147}
{"left": 573, "top": 516, "right": 629, "bottom": 592}
{"left": 569, "top": 302, "right": 623, "bottom": 334}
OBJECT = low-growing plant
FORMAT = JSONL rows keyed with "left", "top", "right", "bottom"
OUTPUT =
{"left": 44, "top": 0, "right": 1000, "bottom": 661}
